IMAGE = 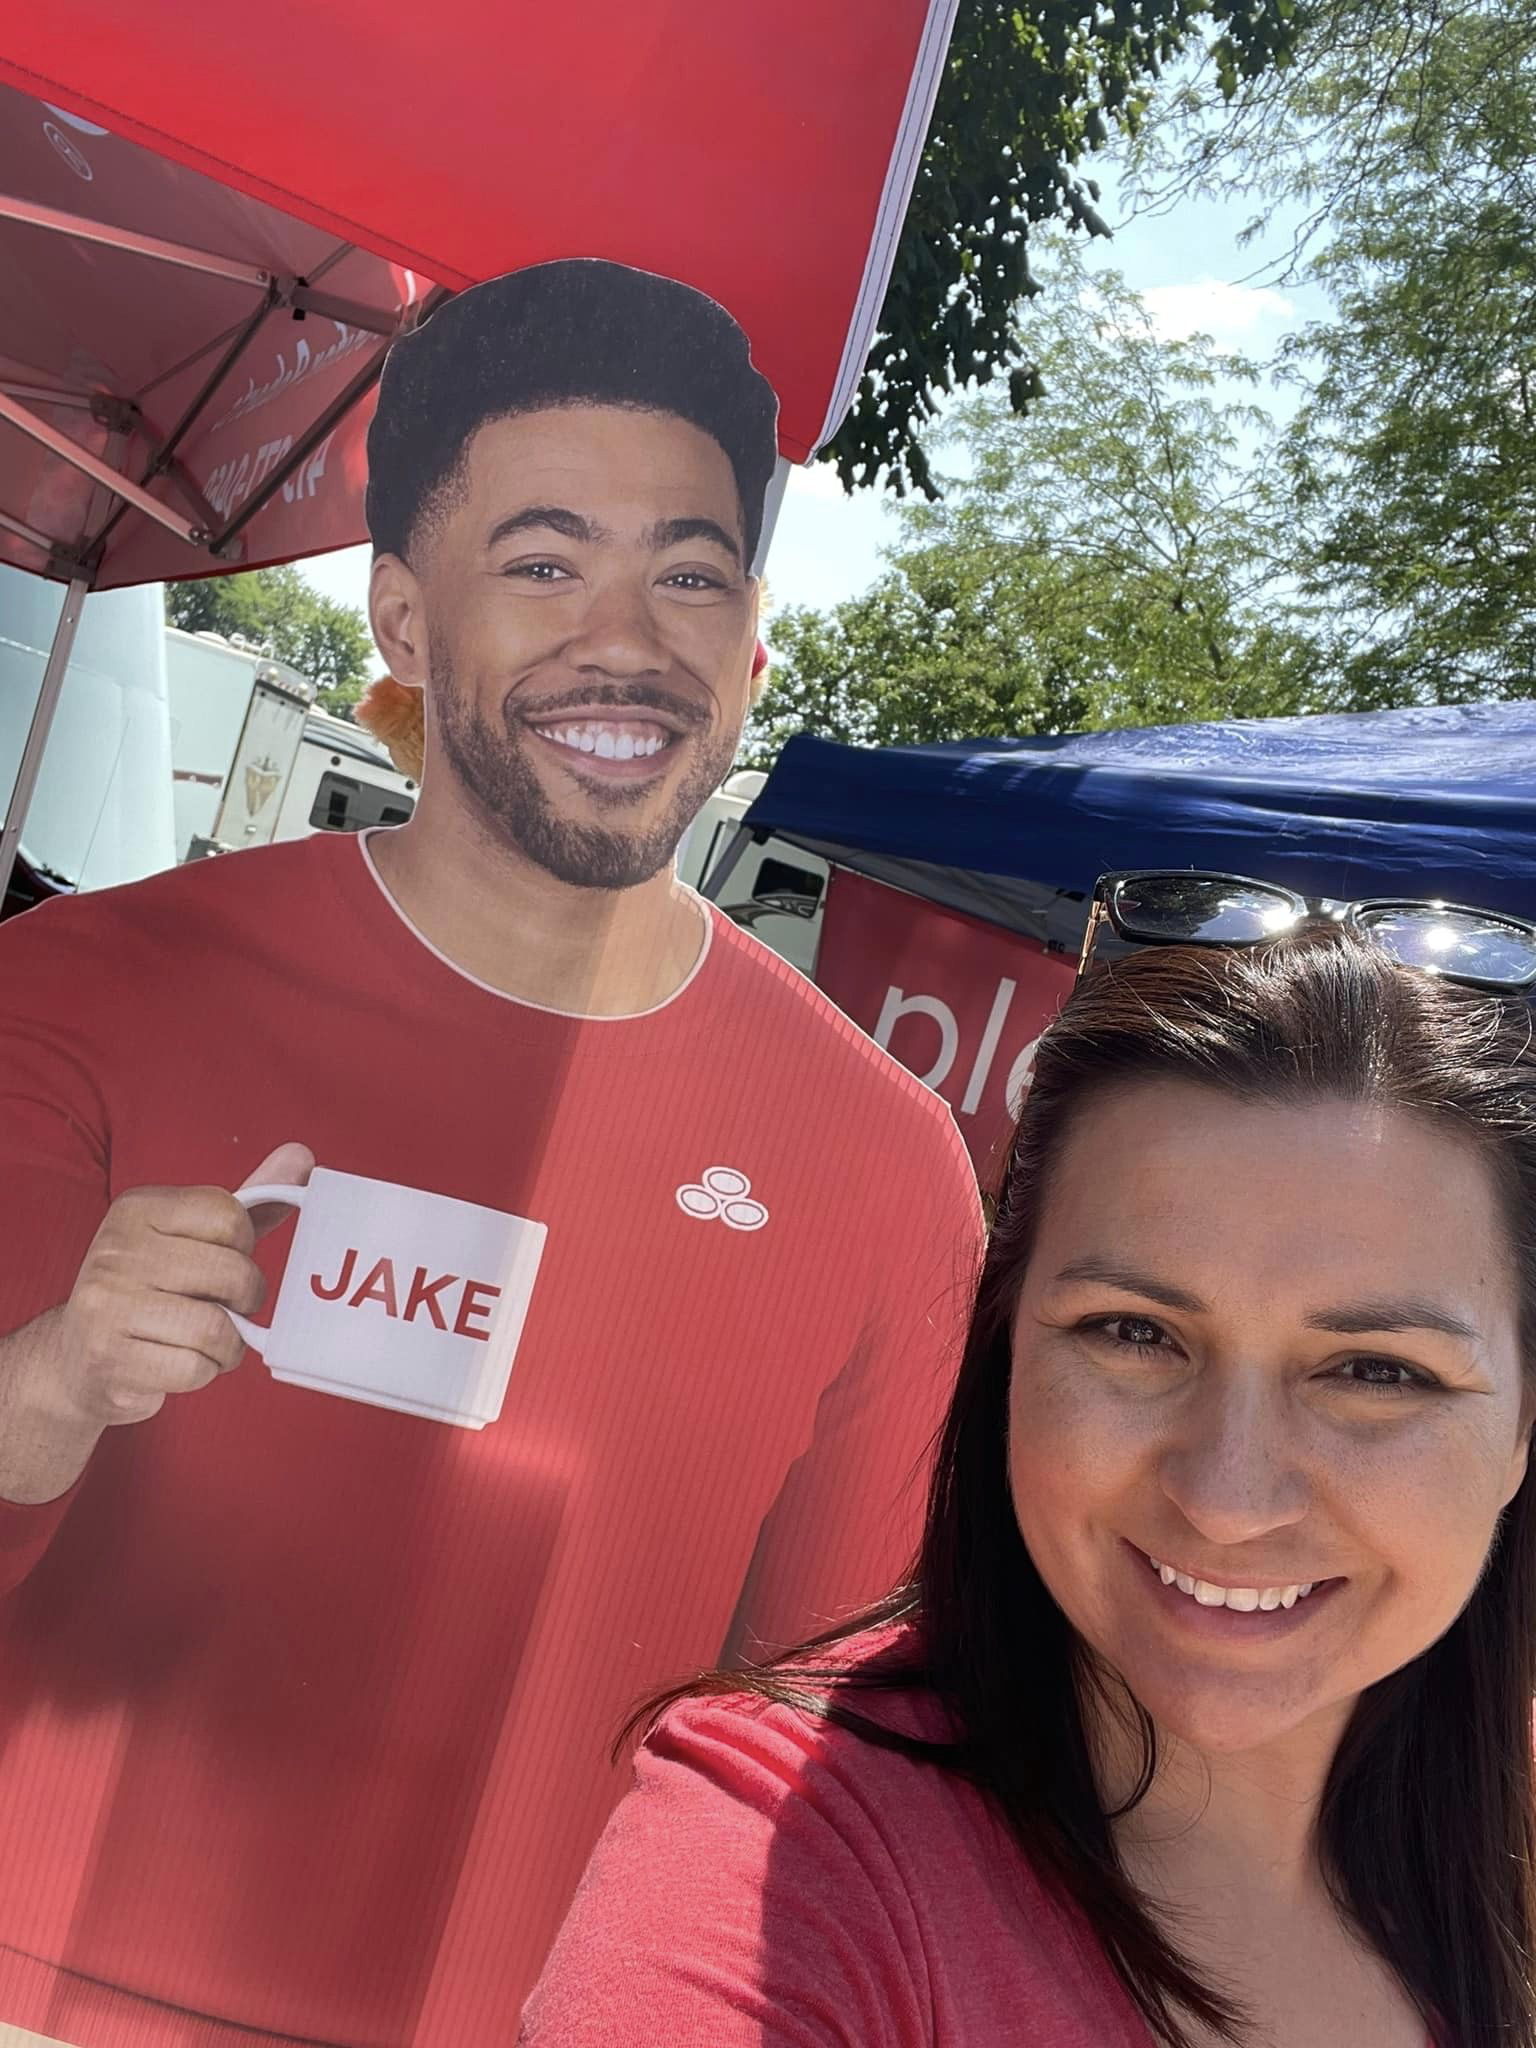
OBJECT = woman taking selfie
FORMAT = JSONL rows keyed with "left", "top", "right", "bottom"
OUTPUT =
{"left": 522, "top": 874, "right": 1536, "bottom": 2048}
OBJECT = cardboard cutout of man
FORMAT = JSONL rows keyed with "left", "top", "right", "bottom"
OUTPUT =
{"left": 0, "top": 261, "right": 982, "bottom": 2048}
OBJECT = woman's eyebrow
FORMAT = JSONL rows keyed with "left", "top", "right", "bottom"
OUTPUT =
{"left": 1049, "top": 1257, "right": 1207, "bottom": 1314}
{"left": 1052, "top": 1261, "right": 1483, "bottom": 1346}
{"left": 1306, "top": 1299, "right": 1482, "bottom": 1342}
{"left": 1048, "top": 1260, "right": 1484, "bottom": 1346}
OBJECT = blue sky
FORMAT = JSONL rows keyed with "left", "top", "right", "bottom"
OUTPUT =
{"left": 297, "top": 162, "right": 1329, "bottom": 660}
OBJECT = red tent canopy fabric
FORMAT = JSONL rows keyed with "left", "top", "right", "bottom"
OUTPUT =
{"left": 0, "top": 84, "right": 419, "bottom": 590}
{"left": 0, "top": 2, "right": 955, "bottom": 591}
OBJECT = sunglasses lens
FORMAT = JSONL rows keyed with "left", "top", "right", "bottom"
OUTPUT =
{"left": 1113, "top": 876, "right": 1302, "bottom": 945}
{"left": 1354, "top": 906, "right": 1536, "bottom": 987}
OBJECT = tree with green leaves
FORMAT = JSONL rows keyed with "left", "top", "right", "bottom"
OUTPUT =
{"left": 1124, "top": 0, "right": 1535, "bottom": 277}
{"left": 747, "top": 261, "right": 1324, "bottom": 768}
{"left": 828, "top": 0, "right": 1302, "bottom": 496}
{"left": 1121, "top": 0, "right": 1536, "bottom": 703}
{"left": 1277, "top": 0, "right": 1536, "bottom": 701}
{"left": 165, "top": 567, "right": 375, "bottom": 716}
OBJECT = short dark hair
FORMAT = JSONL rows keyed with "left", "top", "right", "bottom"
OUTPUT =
{"left": 366, "top": 259, "right": 780, "bottom": 566}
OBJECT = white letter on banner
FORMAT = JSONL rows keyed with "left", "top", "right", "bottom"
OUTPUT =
{"left": 960, "top": 977, "right": 1016, "bottom": 1115}
{"left": 874, "top": 988, "right": 959, "bottom": 1091}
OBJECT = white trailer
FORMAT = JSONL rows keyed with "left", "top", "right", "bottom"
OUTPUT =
{"left": 165, "top": 628, "right": 316, "bottom": 860}
{"left": 272, "top": 707, "right": 418, "bottom": 841}
{"left": 0, "top": 562, "right": 176, "bottom": 902}
{"left": 2, "top": 590, "right": 414, "bottom": 917}
{"left": 677, "top": 769, "right": 828, "bottom": 975}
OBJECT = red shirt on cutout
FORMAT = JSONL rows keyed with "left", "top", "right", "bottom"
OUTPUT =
{"left": 0, "top": 830, "right": 982, "bottom": 2048}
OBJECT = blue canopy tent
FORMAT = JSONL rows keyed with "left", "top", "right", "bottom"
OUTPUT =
{"left": 726, "top": 700, "right": 1536, "bottom": 955}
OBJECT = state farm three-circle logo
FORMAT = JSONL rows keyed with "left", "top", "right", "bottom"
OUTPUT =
{"left": 675, "top": 1165, "right": 769, "bottom": 1233}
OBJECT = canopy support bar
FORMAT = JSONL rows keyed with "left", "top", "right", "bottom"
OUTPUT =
{"left": 0, "top": 191, "right": 273, "bottom": 289}
{"left": 287, "top": 286, "right": 403, "bottom": 335}
{"left": 0, "top": 391, "right": 207, "bottom": 546}
{"left": 0, "top": 574, "right": 90, "bottom": 909}
{"left": 0, "top": 380, "right": 98, "bottom": 411}
{"left": 0, "top": 197, "right": 397, "bottom": 329}
{"left": 0, "top": 506, "right": 65, "bottom": 556}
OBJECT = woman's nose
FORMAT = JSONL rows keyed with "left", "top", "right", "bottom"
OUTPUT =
{"left": 1157, "top": 1380, "right": 1309, "bottom": 1546}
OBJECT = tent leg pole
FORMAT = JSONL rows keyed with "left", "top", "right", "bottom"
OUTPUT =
{"left": 751, "top": 458, "right": 792, "bottom": 577}
{"left": 700, "top": 822, "right": 762, "bottom": 903}
{"left": 0, "top": 574, "right": 90, "bottom": 909}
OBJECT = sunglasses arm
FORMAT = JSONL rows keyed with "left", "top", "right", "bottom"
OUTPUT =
{"left": 1077, "top": 898, "right": 1111, "bottom": 979}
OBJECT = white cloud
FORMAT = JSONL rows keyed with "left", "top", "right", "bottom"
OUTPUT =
{"left": 787, "top": 458, "right": 853, "bottom": 505}
{"left": 1140, "top": 277, "right": 1297, "bottom": 346}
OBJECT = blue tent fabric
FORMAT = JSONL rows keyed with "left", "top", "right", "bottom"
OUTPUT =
{"left": 743, "top": 701, "right": 1536, "bottom": 920}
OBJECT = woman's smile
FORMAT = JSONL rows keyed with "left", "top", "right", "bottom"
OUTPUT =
{"left": 1124, "top": 1539, "right": 1345, "bottom": 1639}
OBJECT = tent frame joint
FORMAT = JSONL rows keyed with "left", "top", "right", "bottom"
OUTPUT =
{"left": 48, "top": 537, "right": 102, "bottom": 583}
{"left": 89, "top": 393, "right": 141, "bottom": 437}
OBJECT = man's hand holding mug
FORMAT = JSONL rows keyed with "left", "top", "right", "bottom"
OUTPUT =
{"left": 0, "top": 1143, "right": 314, "bottom": 1504}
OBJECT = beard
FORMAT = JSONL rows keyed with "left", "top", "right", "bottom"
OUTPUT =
{"left": 432, "top": 648, "right": 742, "bottom": 891}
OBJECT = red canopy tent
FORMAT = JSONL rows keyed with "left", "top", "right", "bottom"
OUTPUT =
{"left": 0, "top": 0, "right": 956, "bottom": 897}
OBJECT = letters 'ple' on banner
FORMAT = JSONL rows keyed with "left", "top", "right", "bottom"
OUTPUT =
{"left": 815, "top": 868, "right": 1077, "bottom": 1183}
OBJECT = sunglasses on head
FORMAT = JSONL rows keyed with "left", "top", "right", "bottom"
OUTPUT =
{"left": 1077, "top": 870, "right": 1536, "bottom": 994}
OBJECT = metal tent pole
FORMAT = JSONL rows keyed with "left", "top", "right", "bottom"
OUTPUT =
{"left": 0, "top": 574, "right": 91, "bottom": 909}
{"left": 699, "top": 822, "right": 762, "bottom": 902}
{"left": 752, "top": 457, "right": 792, "bottom": 578}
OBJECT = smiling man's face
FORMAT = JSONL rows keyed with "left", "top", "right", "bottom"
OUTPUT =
{"left": 374, "top": 402, "right": 759, "bottom": 889}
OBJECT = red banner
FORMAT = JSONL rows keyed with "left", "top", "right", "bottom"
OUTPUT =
{"left": 815, "top": 870, "right": 1077, "bottom": 1185}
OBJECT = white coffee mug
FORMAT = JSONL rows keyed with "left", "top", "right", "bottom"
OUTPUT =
{"left": 227, "top": 1167, "right": 548, "bottom": 1429}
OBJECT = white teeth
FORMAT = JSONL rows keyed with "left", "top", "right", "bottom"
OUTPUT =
{"left": 536, "top": 722, "right": 669, "bottom": 758}
{"left": 1146, "top": 1551, "right": 1315, "bottom": 1613}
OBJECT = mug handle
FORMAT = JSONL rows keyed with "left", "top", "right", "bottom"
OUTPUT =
{"left": 225, "top": 1182, "right": 310, "bottom": 1353}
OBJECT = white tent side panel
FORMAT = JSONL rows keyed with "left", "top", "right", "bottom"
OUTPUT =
{"left": 0, "top": 563, "right": 175, "bottom": 890}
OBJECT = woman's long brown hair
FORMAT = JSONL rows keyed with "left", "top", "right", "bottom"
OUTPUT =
{"left": 627, "top": 931, "right": 1536, "bottom": 2047}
